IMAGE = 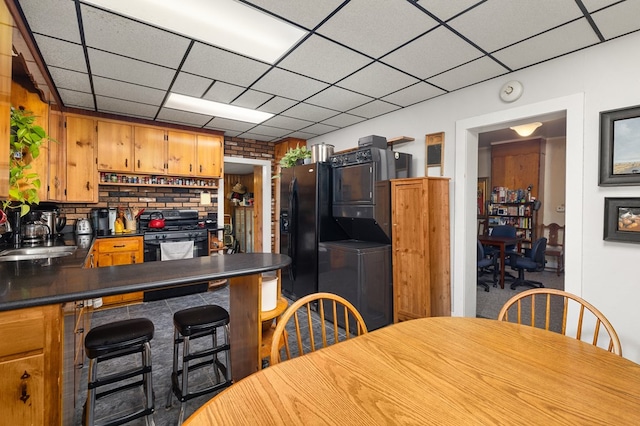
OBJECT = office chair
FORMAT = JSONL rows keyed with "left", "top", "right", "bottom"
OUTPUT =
{"left": 477, "top": 240, "right": 497, "bottom": 291}
{"left": 498, "top": 288, "right": 622, "bottom": 356}
{"left": 486, "top": 224, "right": 518, "bottom": 279}
{"left": 509, "top": 237, "right": 547, "bottom": 290}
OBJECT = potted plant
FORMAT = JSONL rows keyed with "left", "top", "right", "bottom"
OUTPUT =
{"left": 3, "top": 106, "right": 50, "bottom": 217}
{"left": 279, "top": 144, "right": 311, "bottom": 168}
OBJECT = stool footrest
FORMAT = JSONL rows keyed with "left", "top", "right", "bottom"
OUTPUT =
{"left": 183, "top": 343, "right": 230, "bottom": 363}
{"left": 89, "top": 365, "right": 152, "bottom": 391}
{"left": 98, "top": 406, "right": 155, "bottom": 426}
{"left": 170, "top": 359, "right": 231, "bottom": 403}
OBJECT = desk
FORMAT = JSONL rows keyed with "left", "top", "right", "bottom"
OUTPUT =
{"left": 478, "top": 234, "right": 522, "bottom": 288}
{"left": 185, "top": 317, "right": 640, "bottom": 425}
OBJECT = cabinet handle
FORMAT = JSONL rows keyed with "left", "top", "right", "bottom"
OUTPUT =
{"left": 190, "top": 164, "right": 193, "bottom": 172}
{"left": 77, "top": 327, "right": 84, "bottom": 334}
{"left": 113, "top": 244, "right": 125, "bottom": 248}
{"left": 200, "top": 165, "right": 203, "bottom": 173}
{"left": 89, "top": 253, "right": 95, "bottom": 268}
{"left": 20, "top": 371, "right": 31, "bottom": 404}
{"left": 138, "top": 159, "right": 141, "bottom": 168}
{"left": 132, "top": 254, "right": 136, "bottom": 263}
{"left": 125, "top": 158, "right": 128, "bottom": 168}
{"left": 86, "top": 181, "right": 90, "bottom": 190}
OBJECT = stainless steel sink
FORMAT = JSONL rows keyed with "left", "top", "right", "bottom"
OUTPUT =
{"left": 0, "top": 245, "right": 77, "bottom": 262}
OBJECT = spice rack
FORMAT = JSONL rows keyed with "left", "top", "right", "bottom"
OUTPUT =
{"left": 100, "top": 172, "right": 218, "bottom": 188}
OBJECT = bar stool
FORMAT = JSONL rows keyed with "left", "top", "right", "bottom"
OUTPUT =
{"left": 84, "top": 317, "right": 155, "bottom": 426}
{"left": 165, "top": 304, "right": 232, "bottom": 425}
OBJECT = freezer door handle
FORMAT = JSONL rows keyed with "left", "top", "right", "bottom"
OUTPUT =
{"left": 289, "top": 177, "right": 298, "bottom": 281}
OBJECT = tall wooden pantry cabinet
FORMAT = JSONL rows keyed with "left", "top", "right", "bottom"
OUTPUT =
{"left": 391, "top": 177, "right": 451, "bottom": 321}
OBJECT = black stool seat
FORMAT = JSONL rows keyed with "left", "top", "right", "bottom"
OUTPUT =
{"left": 85, "top": 318, "right": 155, "bottom": 359}
{"left": 173, "top": 305, "right": 229, "bottom": 336}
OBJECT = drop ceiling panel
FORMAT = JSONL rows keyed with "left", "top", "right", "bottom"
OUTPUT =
{"left": 426, "top": 56, "right": 507, "bottom": 92}
{"left": 257, "top": 97, "right": 299, "bottom": 114}
{"left": 316, "top": 0, "right": 439, "bottom": 58}
{"left": 156, "top": 108, "right": 212, "bottom": 127}
{"left": 48, "top": 67, "right": 92, "bottom": 92}
{"left": 284, "top": 130, "right": 317, "bottom": 140}
{"left": 32, "top": 35, "right": 87, "bottom": 73}
{"left": 80, "top": 4, "right": 190, "bottom": 68}
{"left": 181, "top": 42, "right": 271, "bottom": 87}
{"left": 337, "top": 62, "right": 419, "bottom": 98}
{"left": 416, "top": 0, "right": 484, "bottom": 21}
{"left": 17, "top": 0, "right": 81, "bottom": 43}
{"left": 282, "top": 102, "right": 338, "bottom": 122}
{"left": 237, "top": 131, "right": 279, "bottom": 142}
{"left": 581, "top": 0, "right": 621, "bottom": 12}
{"left": 203, "top": 82, "right": 246, "bottom": 104}
{"left": 591, "top": 1, "right": 640, "bottom": 39}
{"left": 320, "top": 113, "right": 366, "bottom": 128}
{"left": 172, "top": 72, "right": 213, "bottom": 98}
{"left": 93, "top": 76, "right": 166, "bottom": 105}
{"left": 245, "top": 0, "right": 344, "bottom": 30}
{"left": 251, "top": 68, "right": 329, "bottom": 101}
{"left": 382, "top": 26, "right": 485, "bottom": 79}
{"left": 261, "top": 115, "right": 314, "bottom": 131}
{"left": 448, "top": 0, "right": 584, "bottom": 52}
{"left": 381, "top": 82, "right": 446, "bottom": 107}
{"left": 493, "top": 20, "right": 600, "bottom": 71}
{"left": 231, "top": 90, "right": 273, "bottom": 109}
{"left": 244, "top": 125, "right": 292, "bottom": 138}
{"left": 96, "top": 96, "right": 158, "bottom": 119}
{"left": 87, "top": 48, "right": 176, "bottom": 89}
{"left": 277, "top": 35, "right": 372, "bottom": 84}
{"left": 58, "top": 89, "right": 94, "bottom": 109}
{"left": 305, "top": 86, "right": 373, "bottom": 111}
{"left": 301, "top": 123, "right": 339, "bottom": 135}
{"left": 347, "top": 100, "right": 400, "bottom": 119}
{"left": 205, "top": 117, "right": 256, "bottom": 132}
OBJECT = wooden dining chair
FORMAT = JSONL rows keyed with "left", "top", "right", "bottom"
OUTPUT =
{"left": 497, "top": 288, "right": 622, "bottom": 355}
{"left": 270, "top": 292, "right": 368, "bottom": 365}
{"left": 541, "top": 223, "right": 565, "bottom": 275}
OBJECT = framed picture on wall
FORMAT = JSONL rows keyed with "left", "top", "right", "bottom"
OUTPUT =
{"left": 599, "top": 104, "right": 640, "bottom": 186}
{"left": 477, "top": 177, "right": 489, "bottom": 217}
{"left": 426, "top": 132, "right": 444, "bottom": 176}
{"left": 604, "top": 197, "right": 640, "bottom": 243}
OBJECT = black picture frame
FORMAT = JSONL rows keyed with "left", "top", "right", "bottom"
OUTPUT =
{"left": 599, "top": 104, "right": 640, "bottom": 186}
{"left": 604, "top": 197, "right": 640, "bottom": 243}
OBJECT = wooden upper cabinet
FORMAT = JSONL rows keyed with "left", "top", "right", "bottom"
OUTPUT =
{"left": 97, "top": 121, "right": 133, "bottom": 172}
{"left": 65, "top": 115, "right": 97, "bottom": 202}
{"left": 134, "top": 126, "right": 166, "bottom": 174}
{"left": 197, "top": 134, "right": 223, "bottom": 177}
{"left": 167, "top": 130, "right": 196, "bottom": 176}
{"left": 47, "top": 110, "right": 66, "bottom": 201}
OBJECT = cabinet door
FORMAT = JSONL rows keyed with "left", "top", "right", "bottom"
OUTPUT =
{"left": 0, "top": 354, "right": 45, "bottom": 425}
{"left": 47, "top": 110, "right": 66, "bottom": 201}
{"left": 134, "top": 126, "right": 166, "bottom": 174}
{"left": 0, "top": 3, "right": 10, "bottom": 198}
{"left": 196, "top": 134, "right": 223, "bottom": 177}
{"left": 97, "top": 121, "right": 133, "bottom": 172}
{"left": 66, "top": 115, "right": 97, "bottom": 202}
{"left": 167, "top": 130, "right": 196, "bottom": 176}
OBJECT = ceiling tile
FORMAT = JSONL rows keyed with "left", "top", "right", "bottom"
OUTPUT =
{"left": 278, "top": 35, "right": 372, "bottom": 83}
{"left": 448, "top": 0, "right": 584, "bottom": 52}
{"left": 284, "top": 130, "right": 318, "bottom": 140}
{"left": 237, "top": 132, "right": 278, "bottom": 142}
{"left": 382, "top": 26, "right": 484, "bottom": 79}
{"left": 203, "top": 82, "right": 246, "bottom": 104}
{"left": 316, "top": 0, "right": 439, "bottom": 58}
{"left": 494, "top": 19, "right": 600, "bottom": 70}
{"left": 48, "top": 67, "right": 92, "bottom": 92}
{"left": 300, "top": 123, "right": 339, "bottom": 135}
{"left": 32, "top": 35, "right": 87, "bottom": 73}
{"left": 87, "top": 48, "right": 176, "bottom": 89}
{"left": 156, "top": 108, "right": 212, "bottom": 127}
{"left": 181, "top": 42, "right": 271, "bottom": 87}
{"left": 417, "top": 0, "right": 483, "bottom": 21}
{"left": 305, "top": 86, "right": 373, "bottom": 111}
{"left": 592, "top": 1, "right": 640, "bottom": 39}
{"left": 381, "top": 82, "right": 446, "bottom": 107}
{"left": 93, "top": 76, "right": 167, "bottom": 105}
{"left": 96, "top": 96, "right": 159, "bottom": 119}
{"left": 205, "top": 117, "right": 256, "bottom": 132}
{"left": 581, "top": 0, "right": 620, "bottom": 12}
{"left": 282, "top": 102, "right": 338, "bottom": 122}
{"left": 17, "top": 0, "right": 81, "bottom": 43}
{"left": 220, "top": 129, "right": 241, "bottom": 137}
{"left": 171, "top": 72, "right": 213, "bottom": 97}
{"left": 426, "top": 56, "right": 507, "bottom": 92}
{"left": 337, "top": 62, "right": 419, "bottom": 98}
{"left": 231, "top": 90, "right": 273, "bottom": 109}
{"left": 58, "top": 89, "right": 95, "bottom": 110}
{"left": 320, "top": 113, "right": 366, "bottom": 128}
{"left": 261, "top": 115, "right": 314, "bottom": 131}
{"left": 257, "top": 97, "right": 299, "bottom": 114}
{"left": 245, "top": 0, "right": 344, "bottom": 30}
{"left": 244, "top": 125, "right": 292, "bottom": 138}
{"left": 80, "top": 4, "right": 190, "bottom": 68}
{"left": 251, "top": 68, "right": 329, "bottom": 101}
{"left": 347, "top": 100, "right": 400, "bottom": 118}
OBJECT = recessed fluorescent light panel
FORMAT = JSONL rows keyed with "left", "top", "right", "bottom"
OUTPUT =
{"left": 165, "top": 93, "right": 273, "bottom": 124}
{"left": 83, "top": 0, "right": 306, "bottom": 63}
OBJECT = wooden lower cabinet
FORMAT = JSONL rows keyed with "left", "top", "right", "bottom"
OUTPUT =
{"left": 391, "top": 177, "right": 451, "bottom": 321}
{"left": 0, "top": 305, "right": 62, "bottom": 425}
{"left": 91, "top": 236, "right": 144, "bottom": 308}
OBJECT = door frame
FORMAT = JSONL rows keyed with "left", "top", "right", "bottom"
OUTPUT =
{"left": 452, "top": 93, "right": 584, "bottom": 317}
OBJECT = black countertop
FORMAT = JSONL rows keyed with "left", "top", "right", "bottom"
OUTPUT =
{"left": 0, "top": 234, "right": 291, "bottom": 312}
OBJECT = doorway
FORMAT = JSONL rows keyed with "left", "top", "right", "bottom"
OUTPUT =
{"left": 452, "top": 93, "right": 585, "bottom": 318}
{"left": 219, "top": 157, "right": 272, "bottom": 253}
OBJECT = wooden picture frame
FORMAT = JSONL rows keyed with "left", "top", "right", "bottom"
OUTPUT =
{"left": 604, "top": 197, "right": 640, "bottom": 243}
{"left": 599, "top": 104, "right": 640, "bottom": 186}
{"left": 477, "top": 177, "right": 489, "bottom": 217}
{"left": 426, "top": 132, "right": 444, "bottom": 176}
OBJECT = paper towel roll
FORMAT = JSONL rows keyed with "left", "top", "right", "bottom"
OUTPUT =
{"left": 261, "top": 277, "right": 278, "bottom": 311}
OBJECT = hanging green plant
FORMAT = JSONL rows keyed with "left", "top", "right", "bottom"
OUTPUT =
{"left": 3, "top": 106, "right": 50, "bottom": 217}
{"left": 279, "top": 144, "right": 311, "bottom": 168}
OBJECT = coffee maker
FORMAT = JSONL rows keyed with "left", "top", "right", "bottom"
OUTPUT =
{"left": 98, "top": 208, "right": 110, "bottom": 236}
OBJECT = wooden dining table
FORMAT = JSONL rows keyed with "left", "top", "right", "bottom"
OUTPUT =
{"left": 479, "top": 234, "right": 522, "bottom": 288}
{"left": 184, "top": 317, "right": 640, "bottom": 425}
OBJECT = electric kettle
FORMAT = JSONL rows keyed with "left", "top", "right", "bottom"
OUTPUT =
{"left": 75, "top": 218, "right": 93, "bottom": 235}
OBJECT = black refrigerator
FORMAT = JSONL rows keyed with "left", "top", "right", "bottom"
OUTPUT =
{"left": 280, "top": 162, "right": 346, "bottom": 299}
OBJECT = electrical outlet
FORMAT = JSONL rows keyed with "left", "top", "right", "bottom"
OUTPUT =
{"left": 556, "top": 205, "right": 565, "bottom": 213}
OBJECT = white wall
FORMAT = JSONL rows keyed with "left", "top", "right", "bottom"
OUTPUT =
{"left": 311, "top": 31, "right": 640, "bottom": 363}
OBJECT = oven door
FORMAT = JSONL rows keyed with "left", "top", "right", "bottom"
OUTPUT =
{"left": 143, "top": 237, "right": 207, "bottom": 262}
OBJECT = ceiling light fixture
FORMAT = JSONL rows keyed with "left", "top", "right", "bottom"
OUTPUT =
{"left": 510, "top": 122, "right": 542, "bottom": 137}
{"left": 165, "top": 93, "right": 273, "bottom": 124}
{"left": 83, "top": 0, "right": 307, "bottom": 63}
